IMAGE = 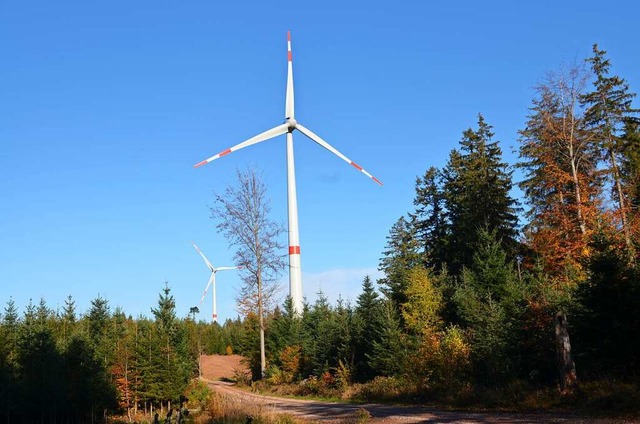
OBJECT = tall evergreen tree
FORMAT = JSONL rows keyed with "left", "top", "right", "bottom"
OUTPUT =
{"left": 581, "top": 44, "right": 640, "bottom": 250}
{"left": 61, "top": 294, "right": 77, "bottom": 347}
{"left": 378, "top": 215, "right": 422, "bottom": 308}
{"left": 454, "top": 229, "right": 524, "bottom": 383}
{"left": 412, "top": 167, "right": 448, "bottom": 270}
{"left": 622, "top": 120, "right": 640, "bottom": 216}
{"left": 443, "top": 114, "right": 519, "bottom": 275}
{"left": 367, "top": 298, "right": 408, "bottom": 377}
{"left": 353, "top": 276, "right": 382, "bottom": 381}
{"left": 151, "top": 283, "right": 191, "bottom": 403}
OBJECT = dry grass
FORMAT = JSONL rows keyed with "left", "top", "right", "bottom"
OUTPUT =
{"left": 198, "top": 391, "right": 309, "bottom": 424}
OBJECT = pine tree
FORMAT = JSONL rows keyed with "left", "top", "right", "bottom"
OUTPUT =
{"left": 581, "top": 44, "right": 640, "bottom": 251}
{"left": 412, "top": 167, "right": 448, "bottom": 270}
{"left": 367, "top": 298, "right": 408, "bottom": 377}
{"left": 1, "top": 298, "right": 19, "bottom": 421}
{"left": 151, "top": 282, "right": 191, "bottom": 404}
{"left": 378, "top": 215, "right": 422, "bottom": 308}
{"left": 61, "top": 295, "right": 77, "bottom": 347}
{"left": 87, "top": 295, "right": 111, "bottom": 357}
{"left": 622, "top": 121, "right": 640, "bottom": 217}
{"left": 454, "top": 229, "right": 523, "bottom": 382}
{"left": 443, "top": 114, "right": 519, "bottom": 275}
{"left": 353, "top": 276, "right": 382, "bottom": 381}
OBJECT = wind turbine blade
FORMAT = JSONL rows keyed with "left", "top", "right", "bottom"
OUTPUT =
{"left": 192, "top": 242, "right": 215, "bottom": 271}
{"left": 194, "top": 123, "right": 289, "bottom": 168}
{"left": 285, "top": 31, "right": 294, "bottom": 119}
{"left": 216, "top": 266, "right": 243, "bottom": 271}
{"left": 296, "top": 123, "right": 383, "bottom": 186}
{"left": 199, "top": 273, "right": 215, "bottom": 304}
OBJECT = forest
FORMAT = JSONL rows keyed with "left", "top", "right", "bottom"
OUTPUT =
{"left": 1, "top": 45, "right": 639, "bottom": 421}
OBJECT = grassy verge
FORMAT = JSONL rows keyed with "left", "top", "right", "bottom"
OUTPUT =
{"left": 249, "top": 376, "right": 640, "bottom": 419}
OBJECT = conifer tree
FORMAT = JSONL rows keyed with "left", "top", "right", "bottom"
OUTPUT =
{"left": 151, "top": 283, "right": 191, "bottom": 404}
{"left": 412, "top": 167, "right": 448, "bottom": 270}
{"left": 378, "top": 215, "right": 421, "bottom": 308}
{"left": 443, "top": 115, "right": 519, "bottom": 275}
{"left": 353, "top": 276, "right": 382, "bottom": 381}
{"left": 622, "top": 121, "right": 640, "bottom": 217}
{"left": 367, "top": 298, "right": 407, "bottom": 377}
{"left": 581, "top": 44, "right": 640, "bottom": 250}
{"left": 454, "top": 229, "right": 524, "bottom": 382}
{"left": 61, "top": 295, "right": 77, "bottom": 346}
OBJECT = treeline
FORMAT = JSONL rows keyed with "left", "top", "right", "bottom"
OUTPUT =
{"left": 0, "top": 284, "right": 243, "bottom": 422}
{"left": 237, "top": 45, "right": 640, "bottom": 398}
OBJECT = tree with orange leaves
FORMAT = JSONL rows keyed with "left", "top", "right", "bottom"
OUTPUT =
{"left": 518, "top": 66, "right": 603, "bottom": 283}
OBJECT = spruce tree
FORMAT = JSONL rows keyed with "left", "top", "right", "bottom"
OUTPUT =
{"left": 378, "top": 215, "right": 422, "bottom": 308}
{"left": 412, "top": 167, "right": 448, "bottom": 270}
{"left": 443, "top": 114, "right": 519, "bottom": 275}
{"left": 353, "top": 276, "right": 382, "bottom": 381}
{"left": 151, "top": 283, "right": 191, "bottom": 403}
{"left": 367, "top": 298, "right": 407, "bottom": 377}
{"left": 581, "top": 44, "right": 640, "bottom": 250}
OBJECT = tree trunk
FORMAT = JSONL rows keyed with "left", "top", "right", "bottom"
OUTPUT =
{"left": 568, "top": 144, "right": 587, "bottom": 235}
{"left": 554, "top": 311, "right": 578, "bottom": 394}
{"left": 609, "top": 148, "right": 632, "bottom": 248}
{"left": 258, "top": 273, "right": 266, "bottom": 378}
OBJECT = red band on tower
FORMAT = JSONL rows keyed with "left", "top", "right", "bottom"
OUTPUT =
{"left": 289, "top": 246, "right": 301, "bottom": 255}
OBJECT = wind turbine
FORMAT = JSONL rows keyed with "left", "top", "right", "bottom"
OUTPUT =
{"left": 194, "top": 32, "right": 382, "bottom": 316}
{"left": 192, "top": 242, "right": 242, "bottom": 322}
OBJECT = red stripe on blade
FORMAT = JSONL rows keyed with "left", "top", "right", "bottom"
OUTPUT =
{"left": 288, "top": 51, "right": 292, "bottom": 62}
{"left": 194, "top": 160, "right": 208, "bottom": 168}
{"left": 350, "top": 162, "right": 363, "bottom": 171}
{"left": 288, "top": 246, "right": 301, "bottom": 255}
{"left": 219, "top": 148, "right": 232, "bottom": 157}
{"left": 372, "top": 176, "right": 383, "bottom": 186}
{"left": 287, "top": 31, "right": 291, "bottom": 41}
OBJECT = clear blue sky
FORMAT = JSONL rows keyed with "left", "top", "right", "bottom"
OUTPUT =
{"left": 1, "top": 1, "right": 638, "bottom": 321}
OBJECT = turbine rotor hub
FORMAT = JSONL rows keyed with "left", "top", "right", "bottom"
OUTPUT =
{"left": 286, "top": 117, "right": 297, "bottom": 131}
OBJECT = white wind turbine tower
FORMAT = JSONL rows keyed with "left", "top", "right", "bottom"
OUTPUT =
{"left": 192, "top": 242, "right": 242, "bottom": 322}
{"left": 194, "top": 32, "right": 382, "bottom": 316}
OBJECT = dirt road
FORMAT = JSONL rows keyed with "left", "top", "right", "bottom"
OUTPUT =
{"left": 200, "top": 355, "right": 632, "bottom": 423}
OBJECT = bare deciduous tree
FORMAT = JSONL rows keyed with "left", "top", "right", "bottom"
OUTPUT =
{"left": 211, "top": 168, "right": 285, "bottom": 377}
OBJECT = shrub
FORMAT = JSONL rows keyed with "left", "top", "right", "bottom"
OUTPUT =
{"left": 279, "top": 345, "right": 301, "bottom": 382}
{"left": 348, "top": 376, "right": 415, "bottom": 403}
{"left": 183, "top": 379, "right": 212, "bottom": 411}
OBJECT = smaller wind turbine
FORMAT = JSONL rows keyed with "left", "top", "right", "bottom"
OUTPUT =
{"left": 192, "top": 242, "right": 242, "bottom": 322}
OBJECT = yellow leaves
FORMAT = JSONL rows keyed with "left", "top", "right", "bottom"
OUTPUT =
{"left": 279, "top": 345, "right": 301, "bottom": 383}
{"left": 401, "top": 267, "right": 443, "bottom": 334}
{"left": 410, "top": 326, "right": 471, "bottom": 390}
